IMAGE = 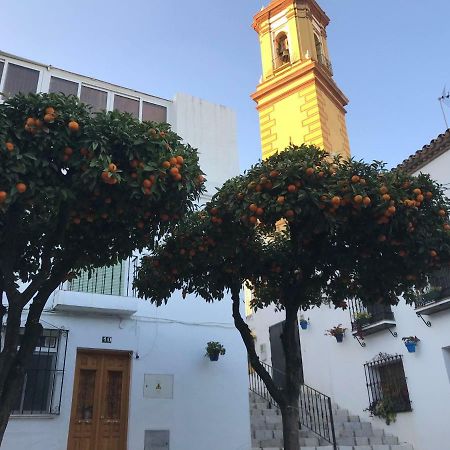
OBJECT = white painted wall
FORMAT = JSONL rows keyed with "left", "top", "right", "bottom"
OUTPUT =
{"left": 247, "top": 149, "right": 450, "bottom": 450}
{"left": 173, "top": 93, "right": 239, "bottom": 196}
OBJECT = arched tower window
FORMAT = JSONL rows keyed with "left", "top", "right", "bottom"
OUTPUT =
{"left": 274, "top": 32, "right": 290, "bottom": 68}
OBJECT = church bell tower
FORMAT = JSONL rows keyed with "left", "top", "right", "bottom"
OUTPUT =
{"left": 252, "top": 0, "right": 351, "bottom": 159}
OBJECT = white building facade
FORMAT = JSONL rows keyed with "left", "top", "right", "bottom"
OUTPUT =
{"left": 0, "top": 51, "right": 251, "bottom": 450}
{"left": 247, "top": 131, "right": 450, "bottom": 450}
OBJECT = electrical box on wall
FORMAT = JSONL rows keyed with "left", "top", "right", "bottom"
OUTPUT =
{"left": 143, "top": 374, "right": 174, "bottom": 399}
{"left": 144, "top": 430, "right": 169, "bottom": 450}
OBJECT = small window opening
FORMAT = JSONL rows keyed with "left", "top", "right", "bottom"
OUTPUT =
{"left": 274, "top": 33, "right": 290, "bottom": 68}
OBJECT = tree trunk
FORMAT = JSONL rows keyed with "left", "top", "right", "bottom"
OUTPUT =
{"left": 279, "top": 301, "right": 302, "bottom": 450}
{"left": 280, "top": 404, "right": 301, "bottom": 450}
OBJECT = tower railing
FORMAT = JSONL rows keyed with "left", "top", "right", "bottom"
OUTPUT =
{"left": 249, "top": 361, "right": 337, "bottom": 449}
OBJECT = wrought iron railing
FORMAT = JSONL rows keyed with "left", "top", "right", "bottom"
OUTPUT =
{"left": 60, "top": 255, "right": 140, "bottom": 297}
{"left": 317, "top": 52, "right": 333, "bottom": 75}
{"left": 249, "top": 361, "right": 336, "bottom": 449}
{"left": 349, "top": 299, "right": 395, "bottom": 332}
{"left": 414, "top": 268, "right": 450, "bottom": 308}
{"left": 364, "top": 353, "right": 412, "bottom": 414}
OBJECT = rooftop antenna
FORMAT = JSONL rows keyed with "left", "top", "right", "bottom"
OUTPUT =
{"left": 438, "top": 86, "right": 450, "bottom": 129}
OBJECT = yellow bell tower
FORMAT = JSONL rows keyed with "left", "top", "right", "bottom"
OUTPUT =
{"left": 252, "top": 0, "right": 351, "bottom": 159}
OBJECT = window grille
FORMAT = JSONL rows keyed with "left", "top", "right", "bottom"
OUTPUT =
{"left": 49, "top": 76, "right": 78, "bottom": 96}
{"left": 6, "top": 328, "right": 69, "bottom": 415}
{"left": 3, "top": 63, "right": 40, "bottom": 97}
{"left": 415, "top": 267, "right": 450, "bottom": 308}
{"left": 364, "top": 353, "right": 412, "bottom": 414}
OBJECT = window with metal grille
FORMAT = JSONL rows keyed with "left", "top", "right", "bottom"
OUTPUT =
{"left": 3, "top": 63, "right": 40, "bottom": 97}
{"left": 142, "top": 101, "right": 167, "bottom": 123}
{"left": 364, "top": 353, "right": 412, "bottom": 414}
{"left": 49, "top": 76, "right": 78, "bottom": 96}
{"left": 10, "top": 328, "right": 68, "bottom": 415}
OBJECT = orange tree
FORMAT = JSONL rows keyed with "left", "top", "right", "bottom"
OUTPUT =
{"left": 0, "top": 93, "right": 204, "bottom": 441}
{"left": 135, "top": 145, "right": 450, "bottom": 450}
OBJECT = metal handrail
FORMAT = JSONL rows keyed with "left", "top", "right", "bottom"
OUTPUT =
{"left": 249, "top": 361, "right": 337, "bottom": 449}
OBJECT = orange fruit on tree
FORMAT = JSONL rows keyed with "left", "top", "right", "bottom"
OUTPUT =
{"left": 351, "top": 175, "right": 360, "bottom": 183}
{"left": 359, "top": 178, "right": 367, "bottom": 185}
{"left": 249, "top": 204, "right": 258, "bottom": 213}
{"left": 438, "top": 209, "right": 446, "bottom": 217}
{"left": 269, "top": 170, "right": 279, "bottom": 178}
{"left": 413, "top": 188, "right": 422, "bottom": 195}
{"left": 0, "top": 191, "right": 7, "bottom": 203}
{"left": 197, "top": 175, "right": 205, "bottom": 184}
{"left": 387, "top": 206, "right": 396, "bottom": 215}
{"left": 108, "top": 163, "right": 117, "bottom": 172}
{"left": 44, "top": 113, "right": 54, "bottom": 123}
{"left": 64, "top": 147, "right": 73, "bottom": 156}
{"left": 285, "top": 209, "right": 295, "bottom": 218}
{"left": 169, "top": 157, "right": 178, "bottom": 166}
{"left": 444, "top": 223, "right": 450, "bottom": 231}
{"left": 16, "top": 183, "right": 27, "bottom": 194}
{"left": 169, "top": 167, "right": 179, "bottom": 176}
{"left": 429, "top": 250, "right": 438, "bottom": 258}
{"left": 306, "top": 167, "right": 314, "bottom": 176}
{"left": 363, "top": 196, "right": 371, "bottom": 206}
{"left": 416, "top": 194, "right": 424, "bottom": 203}
{"left": 287, "top": 184, "right": 297, "bottom": 193}
{"left": 353, "top": 195, "right": 363, "bottom": 204}
{"left": 176, "top": 155, "right": 184, "bottom": 165}
{"left": 380, "top": 186, "right": 388, "bottom": 195}
{"left": 5, "top": 142, "right": 14, "bottom": 152}
{"left": 249, "top": 216, "right": 257, "bottom": 224}
{"left": 162, "top": 161, "right": 171, "bottom": 169}
{"left": 331, "top": 196, "right": 341, "bottom": 206}
{"left": 318, "top": 171, "right": 325, "bottom": 178}
{"left": 426, "top": 191, "right": 433, "bottom": 200}
{"left": 256, "top": 207, "right": 264, "bottom": 216}
{"left": 143, "top": 179, "right": 152, "bottom": 189}
{"left": 173, "top": 173, "right": 182, "bottom": 181}
{"left": 68, "top": 121, "right": 80, "bottom": 132}
{"left": 382, "top": 194, "right": 391, "bottom": 201}
{"left": 45, "top": 107, "right": 55, "bottom": 115}
{"left": 277, "top": 196, "right": 285, "bottom": 205}
{"left": 26, "top": 117, "right": 35, "bottom": 126}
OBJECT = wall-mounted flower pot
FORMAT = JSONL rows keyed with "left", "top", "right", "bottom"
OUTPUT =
{"left": 335, "top": 333, "right": 344, "bottom": 343}
{"left": 209, "top": 354, "right": 220, "bottom": 361}
{"left": 300, "top": 320, "right": 308, "bottom": 330}
{"left": 405, "top": 342, "right": 417, "bottom": 353}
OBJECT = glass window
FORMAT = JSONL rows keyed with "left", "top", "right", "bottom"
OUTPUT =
{"left": 80, "top": 85, "right": 107, "bottom": 113}
{"left": 3, "top": 63, "right": 40, "bottom": 97}
{"left": 0, "top": 61, "right": 4, "bottom": 86}
{"left": 49, "top": 76, "right": 78, "bottom": 96}
{"left": 142, "top": 101, "right": 167, "bottom": 123}
{"left": 114, "top": 94, "right": 139, "bottom": 118}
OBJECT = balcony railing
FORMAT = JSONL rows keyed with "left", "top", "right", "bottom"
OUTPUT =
{"left": 414, "top": 268, "right": 450, "bottom": 315}
{"left": 61, "top": 256, "right": 140, "bottom": 298}
{"left": 317, "top": 53, "right": 333, "bottom": 75}
{"left": 349, "top": 300, "right": 396, "bottom": 336}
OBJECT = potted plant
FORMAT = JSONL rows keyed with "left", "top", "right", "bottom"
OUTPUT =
{"left": 402, "top": 336, "right": 420, "bottom": 353}
{"left": 365, "top": 397, "right": 397, "bottom": 425}
{"left": 353, "top": 311, "right": 372, "bottom": 328}
{"left": 325, "top": 324, "right": 347, "bottom": 343}
{"left": 299, "top": 315, "right": 308, "bottom": 330}
{"left": 205, "top": 341, "right": 226, "bottom": 361}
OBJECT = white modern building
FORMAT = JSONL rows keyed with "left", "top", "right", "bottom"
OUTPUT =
{"left": 0, "top": 51, "right": 251, "bottom": 450}
{"left": 247, "top": 130, "right": 450, "bottom": 450}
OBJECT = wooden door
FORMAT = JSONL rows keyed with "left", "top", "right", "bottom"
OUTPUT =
{"left": 67, "top": 350, "right": 131, "bottom": 450}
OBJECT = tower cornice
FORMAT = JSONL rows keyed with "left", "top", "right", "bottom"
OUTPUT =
{"left": 253, "top": 0, "right": 330, "bottom": 33}
{"left": 251, "top": 60, "right": 348, "bottom": 113}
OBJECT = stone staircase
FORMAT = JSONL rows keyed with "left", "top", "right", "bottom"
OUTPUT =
{"left": 249, "top": 392, "right": 414, "bottom": 450}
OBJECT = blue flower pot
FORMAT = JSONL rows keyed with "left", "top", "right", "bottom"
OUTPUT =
{"left": 209, "top": 354, "right": 219, "bottom": 361}
{"left": 335, "top": 333, "right": 344, "bottom": 343}
{"left": 405, "top": 342, "right": 416, "bottom": 353}
{"left": 300, "top": 320, "right": 308, "bottom": 330}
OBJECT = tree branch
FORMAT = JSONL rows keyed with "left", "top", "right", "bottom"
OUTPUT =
{"left": 230, "top": 282, "right": 285, "bottom": 407}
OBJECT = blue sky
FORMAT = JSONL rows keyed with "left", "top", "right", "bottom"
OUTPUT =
{"left": 1, "top": 0, "right": 450, "bottom": 172}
